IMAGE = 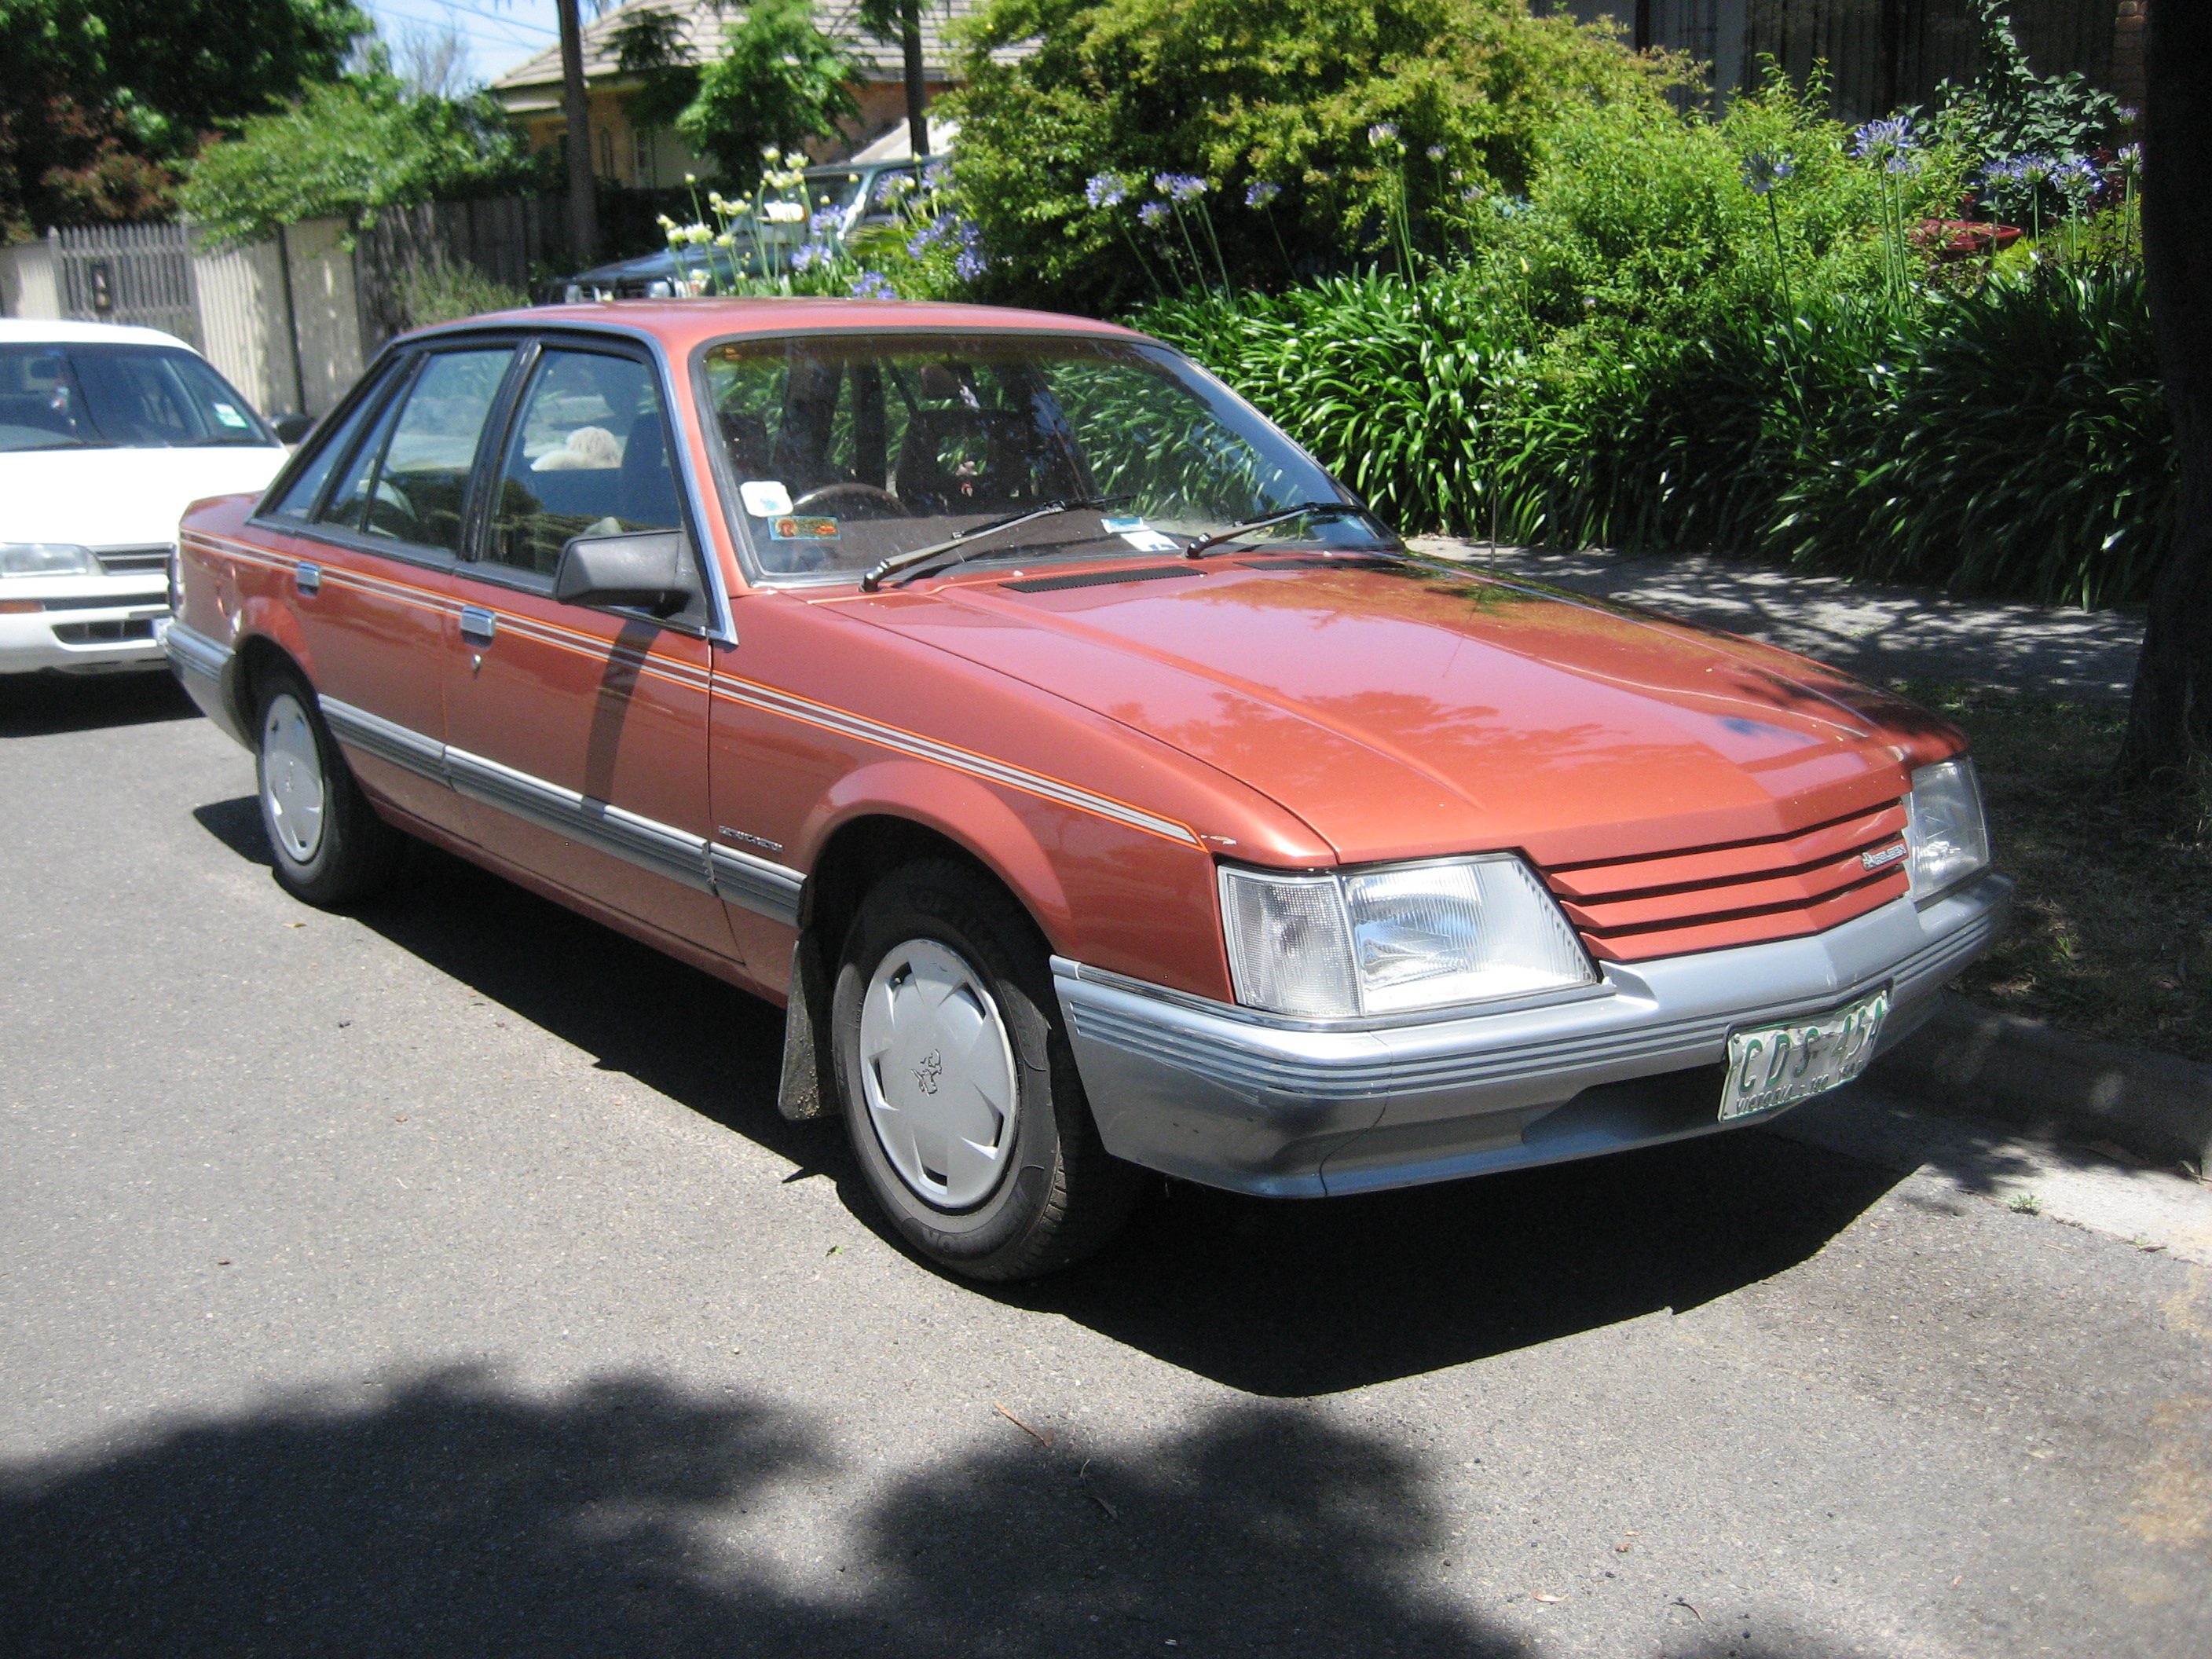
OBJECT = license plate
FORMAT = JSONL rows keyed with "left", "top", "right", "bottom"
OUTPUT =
{"left": 1719, "top": 987, "right": 1891, "bottom": 1119}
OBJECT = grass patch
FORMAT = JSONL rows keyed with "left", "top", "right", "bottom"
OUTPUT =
{"left": 1895, "top": 682, "right": 2212, "bottom": 1061}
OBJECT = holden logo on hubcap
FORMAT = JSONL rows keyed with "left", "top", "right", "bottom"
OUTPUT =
{"left": 913, "top": 1049, "right": 943, "bottom": 1095}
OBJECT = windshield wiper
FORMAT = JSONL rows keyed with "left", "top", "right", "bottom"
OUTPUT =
{"left": 1179, "top": 500, "right": 1392, "bottom": 560}
{"left": 859, "top": 495, "right": 1130, "bottom": 591}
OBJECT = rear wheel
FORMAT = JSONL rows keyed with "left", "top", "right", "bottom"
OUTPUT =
{"left": 254, "top": 664, "right": 405, "bottom": 907}
{"left": 830, "top": 859, "right": 1141, "bottom": 1280}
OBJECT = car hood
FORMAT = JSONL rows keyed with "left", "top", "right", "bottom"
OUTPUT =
{"left": 837, "top": 558, "right": 1960, "bottom": 868}
{"left": 0, "top": 445, "right": 287, "bottom": 547}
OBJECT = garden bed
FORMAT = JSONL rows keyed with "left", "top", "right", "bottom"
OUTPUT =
{"left": 1896, "top": 682, "right": 2212, "bottom": 1061}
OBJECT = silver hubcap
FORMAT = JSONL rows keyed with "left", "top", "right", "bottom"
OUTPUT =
{"left": 859, "top": 938, "right": 1019, "bottom": 1210}
{"left": 260, "top": 692, "right": 327, "bottom": 864}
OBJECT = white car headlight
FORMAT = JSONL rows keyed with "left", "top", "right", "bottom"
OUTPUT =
{"left": 0, "top": 543, "right": 94, "bottom": 577}
{"left": 1904, "top": 756, "right": 1990, "bottom": 899}
{"left": 1219, "top": 855, "right": 1595, "bottom": 1019}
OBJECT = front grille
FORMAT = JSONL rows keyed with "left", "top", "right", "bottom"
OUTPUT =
{"left": 1544, "top": 799, "right": 1910, "bottom": 962}
{"left": 94, "top": 547, "right": 173, "bottom": 575}
{"left": 53, "top": 617, "right": 159, "bottom": 644}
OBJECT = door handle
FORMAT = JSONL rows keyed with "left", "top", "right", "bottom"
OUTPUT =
{"left": 458, "top": 605, "right": 497, "bottom": 645}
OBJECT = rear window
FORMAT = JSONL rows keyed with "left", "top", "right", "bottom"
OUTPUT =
{"left": 0, "top": 342, "right": 276, "bottom": 452}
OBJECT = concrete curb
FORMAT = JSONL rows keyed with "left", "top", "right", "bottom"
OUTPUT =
{"left": 1869, "top": 993, "right": 2212, "bottom": 1170}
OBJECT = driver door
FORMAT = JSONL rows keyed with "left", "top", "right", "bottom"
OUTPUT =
{"left": 441, "top": 338, "right": 734, "bottom": 961}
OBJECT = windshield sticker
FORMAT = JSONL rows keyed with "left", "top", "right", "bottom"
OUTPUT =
{"left": 212, "top": 402, "right": 251, "bottom": 428}
{"left": 1100, "top": 515, "right": 1146, "bottom": 534}
{"left": 770, "top": 515, "right": 839, "bottom": 541}
{"left": 739, "top": 480, "right": 793, "bottom": 517}
{"left": 1119, "top": 529, "right": 1180, "bottom": 552}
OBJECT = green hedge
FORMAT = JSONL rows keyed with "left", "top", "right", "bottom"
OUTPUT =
{"left": 1139, "top": 266, "right": 2171, "bottom": 610}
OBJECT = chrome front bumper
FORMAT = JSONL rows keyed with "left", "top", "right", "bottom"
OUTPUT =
{"left": 1053, "top": 872, "right": 2012, "bottom": 1198}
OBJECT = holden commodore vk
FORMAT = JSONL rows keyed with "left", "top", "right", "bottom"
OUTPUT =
{"left": 164, "top": 298, "right": 2009, "bottom": 1280}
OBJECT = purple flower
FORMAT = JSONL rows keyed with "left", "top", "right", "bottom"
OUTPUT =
{"left": 1154, "top": 173, "right": 1207, "bottom": 203}
{"left": 2119, "top": 143, "right": 2142, "bottom": 168}
{"left": 1426, "top": 145, "right": 1446, "bottom": 162}
{"left": 809, "top": 208, "right": 844, "bottom": 236}
{"left": 1368, "top": 123, "right": 1400, "bottom": 149}
{"left": 1137, "top": 201, "right": 1169, "bottom": 227}
{"left": 954, "top": 222, "right": 988, "bottom": 282}
{"left": 906, "top": 212, "right": 956, "bottom": 258}
{"left": 1851, "top": 116, "right": 1917, "bottom": 162}
{"left": 1741, "top": 152, "right": 1796, "bottom": 196}
{"left": 1086, "top": 174, "right": 1126, "bottom": 210}
{"left": 848, "top": 270, "right": 898, "bottom": 299}
{"left": 1244, "top": 180, "right": 1281, "bottom": 209}
{"left": 789, "top": 242, "right": 831, "bottom": 273}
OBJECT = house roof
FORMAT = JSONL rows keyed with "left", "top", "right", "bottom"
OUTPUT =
{"left": 489, "top": 0, "right": 1017, "bottom": 102}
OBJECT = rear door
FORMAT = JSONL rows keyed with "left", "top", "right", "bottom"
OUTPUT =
{"left": 439, "top": 335, "right": 734, "bottom": 960}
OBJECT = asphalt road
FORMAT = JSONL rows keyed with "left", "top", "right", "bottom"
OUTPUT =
{"left": 2, "top": 671, "right": 2207, "bottom": 1659}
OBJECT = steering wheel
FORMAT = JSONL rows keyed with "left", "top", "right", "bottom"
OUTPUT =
{"left": 792, "top": 482, "right": 906, "bottom": 519}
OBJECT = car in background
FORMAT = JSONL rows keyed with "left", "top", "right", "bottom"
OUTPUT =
{"left": 542, "top": 159, "right": 928, "bottom": 302}
{"left": 0, "top": 320, "right": 294, "bottom": 675}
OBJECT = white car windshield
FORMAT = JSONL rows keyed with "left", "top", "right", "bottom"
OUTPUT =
{"left": 702, "top": 331, "right": 1393, "bottom": 581}
{"left": 0, "top": 342, "right": 275, "bottom": 452}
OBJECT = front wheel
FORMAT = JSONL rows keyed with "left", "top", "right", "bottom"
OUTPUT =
{"left": 254, "top": 664, "right": 406, "bottom": 907}
{"left": 830, "top": 859, "right": 1141, "bottom": 1281}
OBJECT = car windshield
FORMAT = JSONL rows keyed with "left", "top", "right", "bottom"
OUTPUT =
{"left": 701, "top": 331, "right": 1393, "bottom": 581}
{"left": 0, "top": 342, "right": 275, "bottom": 452}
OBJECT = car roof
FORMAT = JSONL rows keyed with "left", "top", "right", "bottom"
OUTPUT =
{"left": 400, "top": 298, "right": 1148, "bottom": 353}
{"left": 0, "top": 317, "right": 200, "bottom": 350}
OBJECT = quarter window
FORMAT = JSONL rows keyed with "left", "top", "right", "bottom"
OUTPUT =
{"left": 264, "top": 373, "right": 390, "bottom": 522}
{"left": 485, "top": 350, "right": 685, "bottom": 575}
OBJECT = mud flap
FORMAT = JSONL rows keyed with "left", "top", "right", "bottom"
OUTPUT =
{"left": 775, "top": 932, "right": 840, "bottom": 1120}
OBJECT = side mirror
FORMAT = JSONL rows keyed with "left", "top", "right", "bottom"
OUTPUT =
{"left": 269, "top": 412, "right": 316, "bottom": 445}
{"left": 553, "top": 529, "right": 697, "bottom": 618}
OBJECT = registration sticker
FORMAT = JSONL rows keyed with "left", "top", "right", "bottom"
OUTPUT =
{"left": 212, "top": 402, "right": 250, "bottom": 428}
{"left": 739, "top": 480, "right": 793, "bottom": 517}
{"left": 769, "top": 515, "right": 840, "bottom": 540}
{"left": 1719, "top": 987, "right": 1890, "bottom": 1119}
{"left": 1101, "top": 515, "right": 1147, "bottom": 534}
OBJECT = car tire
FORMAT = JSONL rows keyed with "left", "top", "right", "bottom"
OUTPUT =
{"left": 830, "top": 859, "right": 1141, "bottom": 1281}
{"left": 253, "top": 663, "right": 406, "bottom": 908}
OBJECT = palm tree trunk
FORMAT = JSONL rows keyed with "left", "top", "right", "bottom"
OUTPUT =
{"left": 901, "top": 0, "right": 929, "bottom": 159}
{"left": 557, "top": 0, "right": 598, "bottom": 265}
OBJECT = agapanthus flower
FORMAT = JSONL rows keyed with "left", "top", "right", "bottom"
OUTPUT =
{"left": 1086, "top": 174, "right": 1126, "bottom": 210}
{"left": 1426, "top": 144, "right": 1447, "bottom": 162}
{"left": 1244, "top": 180, "right": 1281, "bottom": 209}
{"left": 1368, "top": 123, "right": 1400, "bottom": 148}
{"left": 2052, "top": 155, "right": 2104, "bottom": 204}
{"left": 2119, "top": 143, "right": 2142, "bottom": 168}
{"left": 906, "top": 213, "right": 955, "bottom": 258}
{"left": 848, "top": 270, "right": 899, "bottom": 299}
{"left": 1850, "top": 116, "right": 1917, "bottom": 162}
{"left": 1740, "top": 152, "right": 1796, "bottom": 196}
{"left": 790, "top": 242, "right": 830, "bottom": 273}
{"left": 1137, "top": 201, "right": 1170, "bottom": 227}
{"left": 953, "top": 221, "right": 988, "bottom": 281}
{"left": 1154, "top": 173, "right": 1207, "bottom": 202}
{"left": 810, "top": 208, "right": 844, "bottom": 236}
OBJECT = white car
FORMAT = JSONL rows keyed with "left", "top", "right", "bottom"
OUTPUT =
{"left": 0, "top": 320, "right": 293, "bottom": 674}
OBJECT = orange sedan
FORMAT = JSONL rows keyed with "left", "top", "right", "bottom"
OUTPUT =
{"left": 167, "top": 299, "right": 2008, "bottom": 1280}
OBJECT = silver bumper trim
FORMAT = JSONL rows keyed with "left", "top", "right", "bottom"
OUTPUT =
{"left": 161, "top": 621, "right": 250, "bottom": 745}
{"left": 1052, "top": 871, "right": 2012, "bottom": 1198}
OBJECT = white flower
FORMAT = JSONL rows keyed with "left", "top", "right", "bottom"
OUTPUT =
{"left": 684, "top": 173, "right": 697, "bottom": 185}
{"left": 764, "top": 201, "right": 806, "bottom": 223}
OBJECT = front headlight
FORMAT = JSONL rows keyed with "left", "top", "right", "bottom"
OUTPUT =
{"left": 1904, "top": 756, "right": 1990, "bottom": 899}
{"left": 1219, "top": 855, "right": 1595, "bottom": 1019}
{"left": 0, "top": 543, "right": 94, "bottom": 577}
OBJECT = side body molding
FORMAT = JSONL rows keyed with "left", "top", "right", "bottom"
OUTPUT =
{"left": 317, "top": 694, "right": 804, "bottom": 921}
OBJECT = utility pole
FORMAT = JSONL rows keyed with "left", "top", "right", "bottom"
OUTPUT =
{"left": 557, "top": 0, "right": 598, "bottom": 265}
{"left": 900, "top": 0, "right": 928, "bottom": 159}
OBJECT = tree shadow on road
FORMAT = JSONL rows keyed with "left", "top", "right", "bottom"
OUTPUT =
{"left": 0, "top": 1368, "right": 1533, "bottom": 1659}
{"left": 190, "top": 822, "right": 1908, "bottom": 1399}
{"left": 0, "top": 670, "right": 197, "bottom": 739}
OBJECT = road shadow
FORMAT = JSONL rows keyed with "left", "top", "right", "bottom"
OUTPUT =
{"left": 0, "top": 1366, "right": 1872, "bottom": 1659}
{"left": 192, "top": 816, "right": 1906, "bottom": 1397}
{"left": 0, "top": 668, "right": 198, "bottom": 738}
